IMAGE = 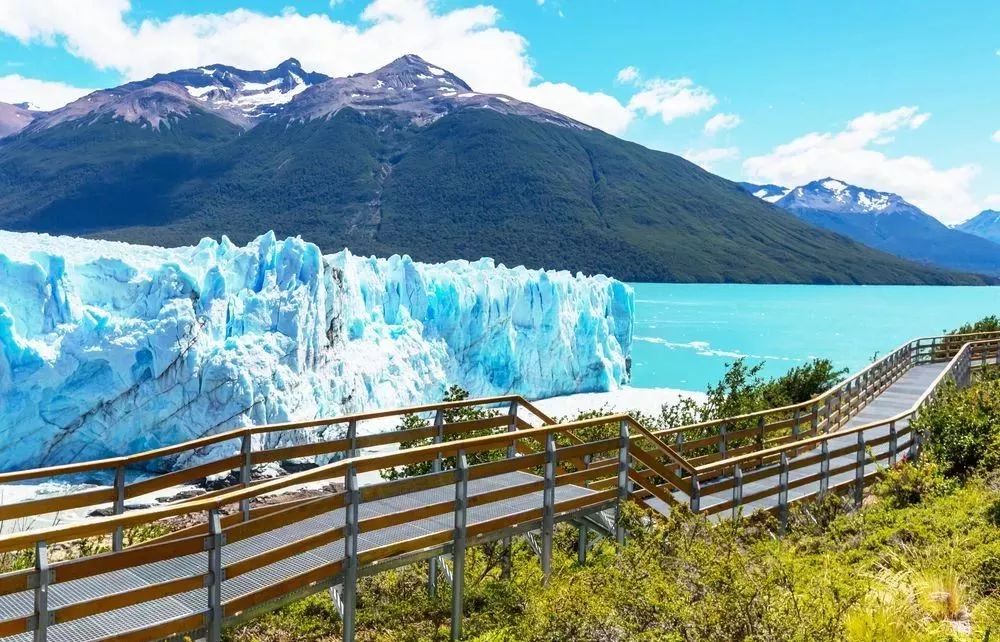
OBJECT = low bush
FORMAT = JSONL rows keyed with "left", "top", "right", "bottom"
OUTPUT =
{"left": 874, "top": 459, "right": 953, "bottom": 508}
{"left": 913, "top": 370, "right": 1000, "bottom": 479}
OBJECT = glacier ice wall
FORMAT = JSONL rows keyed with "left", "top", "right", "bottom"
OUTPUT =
{"left": 0, "top": 231, "right": 632, "bottom": 471}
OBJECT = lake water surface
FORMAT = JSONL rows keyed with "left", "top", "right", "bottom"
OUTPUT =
{"left": 629, "top": 284, "right": 1000, "bottom": 391}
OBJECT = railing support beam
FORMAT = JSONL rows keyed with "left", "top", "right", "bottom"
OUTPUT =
{"left": 616, "top": 420, "right": 630, "bottom": 547}
{"left": 206, "top": 509, "right": 223, "bottom": 642}
{"left": 854, "top": 432, "right": 866, "bottom": 507}
{"left": 777, "top": 453, "right": 789, "bottom": 534}
{"left": 239, "top": 432, "right": 252, "bottom": 522}
{"left": 541, "top": 432, "right": 556, "bottom": 580}
{"left": 342, "top": 465, "right": 360, "bottom": 642}
{"left": 451, "top": 453, "right": 469, "bottom": 642}
{"left": 430, "top": 409, "right": 445, "bottom": 596}
{"left": 112, "top": 464, "right": 126, "bottom": 552}
{"left": 33, "top": 540, "right": 48, "bottom": 642}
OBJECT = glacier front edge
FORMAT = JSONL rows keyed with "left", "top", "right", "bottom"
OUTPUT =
{"left": 0, "top": 231, "right": 633, "bottom": 471}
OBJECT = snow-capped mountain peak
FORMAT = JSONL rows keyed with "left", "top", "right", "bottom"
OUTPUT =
{"left": 283, "top": 54, "right": 588, "bottom": 129}
{"left": 779, "top": 178, "right": 914, "bottom": 216}
{"left": 956, "top": 209, "right": 1000, "bottom": 244}
{"left": 14, "top": 54, "right": 588, "bottom": 134}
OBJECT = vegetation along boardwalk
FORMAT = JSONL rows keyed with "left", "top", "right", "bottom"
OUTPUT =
{"left": 0, "top": 331, "right": 998, "bottom": 642}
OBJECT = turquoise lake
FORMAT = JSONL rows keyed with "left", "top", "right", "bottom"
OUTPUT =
{"left": 628, "top": 284, "right": 1000, "bottom": 392}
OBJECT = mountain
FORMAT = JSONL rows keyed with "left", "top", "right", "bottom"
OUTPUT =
{"left": 742, "top": 178, "right": 1000, "bottom": 277}
{"left": 737, "top": 182, "right": 788, "bottom": 203}
{"left": 0, "top": 56, "right": 983, "bottom": 285}
{"left": 957, "top": 210, "right": 1000, "bottom": 245}
{"left": 0, "top": 101, "right": 36, "bottom": 138}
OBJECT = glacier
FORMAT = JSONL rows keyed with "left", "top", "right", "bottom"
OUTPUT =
{"left": 0, "top": 231, "right": 633, "bottom": 472}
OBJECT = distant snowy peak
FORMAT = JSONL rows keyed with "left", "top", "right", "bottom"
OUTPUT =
{"left": 168, "top": 57, "right": 330, "bottom": 119}
{"left": 957, "top": 209, "right": 1000, "bottom": 244}
{"left": 775, "top": 178, "right": 920, "bottom": 217}
{"left": 0, "top": 101, "right": 37, "bottom": 138}
{"left": 26, "top": 58, "right": 332, "bottom": 132}
{"left": 737, "top": 182, "right": 788, "bottom": 203}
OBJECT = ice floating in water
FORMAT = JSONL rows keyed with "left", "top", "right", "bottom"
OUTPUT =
{"left": 0, "top": 231, "right": 633, "bottom": 471}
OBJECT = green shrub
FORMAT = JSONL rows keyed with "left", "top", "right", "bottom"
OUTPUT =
{"left": 874, "top": 460, "right": 953, "bottom": 508}
{"left": 975, "top": 557, "right": 1000, "bottom": 598}
{"left": 950, "top": 315, "right": 1000, "bottom": 335}
{"left": 914, "top": 374, "right": 1000, "bottom": 478}
{"left": 988, "top": 498, "right": 1000, "bottom": 527}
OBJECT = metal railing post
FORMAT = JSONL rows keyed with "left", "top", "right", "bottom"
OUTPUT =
{"left": 811, "top": 402, "right": 819, "bottom": 435}
{"left": 342, "top": 465, "right": 360, "bottom": 642}
{"left": 888, "top": 421, "right": 898, "bottom": 466}
{"left": 451, "top": 452, "right": 469, "bottom": 642}
{"left": 854, "top": 432, "right": 866, "bottom": 507}
{"left": 819, "top": 441, "right": 830, "bottom": 497}
{"left": 577, "top": 524, "right": 588, "bottom": 566}
{"left": 689, "top": 476, "right": 701, "bottom": 515}
{"left": 500, "top": 400, "right": 518, "bottom": 581}
{"left": 541, "top": 432, "right": 556, "bottom": 580}
{"left": 430, "top": 409, "right": 445, "bottom": 594}
{"left": 33, "top": 540, "right": 48, "bottom": 642}
{"left": 731, "top": 463, "right": 743, "bottom": 521}
{"left": 778, "top": 453, "right": 789, "bottom": 534}
{"left": 239, "top": 431, "right": 252, "bottom": 522}
{"left": 347, "top": 420, "right": 358, "bottom": 459}
{"left": 112, "top": 464, "right": 126, "bottom": 551}
{"left": 206, "top": 509, "right": 223, "bottom": 642}
{"left": 719, "top": 424, "right": 728, "bottom": 458}
{"left": 506, "top": 400, "right": 518, "bottom": 460}
{"left": 615, "top": 420, "right": 630, "bottom": 547}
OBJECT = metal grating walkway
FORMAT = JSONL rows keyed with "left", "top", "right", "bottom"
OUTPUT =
{"left": 644, "top": 362, "right": 949, "bottom": 517}
{"left": 0, "top": 471, "right": 596, "bottom": 642}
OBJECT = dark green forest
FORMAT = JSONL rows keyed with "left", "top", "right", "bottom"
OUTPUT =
{"left": 0, "top": 108, "right": 981, "bottom": 284}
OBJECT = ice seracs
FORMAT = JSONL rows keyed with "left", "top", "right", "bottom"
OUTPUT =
{"left": 0, "top": 231, "right": 633, "bottom": 472}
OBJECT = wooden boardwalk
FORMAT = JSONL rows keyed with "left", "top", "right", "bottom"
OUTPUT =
{"left": 0, "top": 331, "right": 997, "bottom": 642}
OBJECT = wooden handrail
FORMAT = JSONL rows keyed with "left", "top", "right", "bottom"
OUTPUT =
{"left": 692, "top": 336, "right": 992, "bottom": 476}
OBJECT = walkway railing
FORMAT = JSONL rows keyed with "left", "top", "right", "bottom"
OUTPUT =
{"left": 0, "top": 331, "right": 997, "bottom": 641}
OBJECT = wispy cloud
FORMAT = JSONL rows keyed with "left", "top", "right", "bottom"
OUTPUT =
{"left": 683, "top": 147, "right": 739, "bottom": 171}
{"left": 0, "top": 74, "right": 91, "bottom": 109}
{"left": 704, "top": 112, "right": 741, "bottom": 136}
{"left": 627, "top": 77, "right": 717, "bottom": 125}
{"left": 615, "top": 65, "right": 639, "bottom": 84}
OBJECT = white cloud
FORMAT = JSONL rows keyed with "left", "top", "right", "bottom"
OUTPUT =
{"left": 615, "top": 65, "right": 639, "bottom": 84}
{"left": 704, "top": 112, "right": 741, "bottom": 136}
{"left": 0, "top": 0, "right": 634, "bottom": 134}
{"left": 992, "top": 129, "right": 1000, "bottom": 143}
{"left": 683, "top": 146, "right": 739, "bottom": 171}
{"left": 0, "top": 74, "right": 91, "bottom": 109}
{"left": 985, "top": 194, "right": 1000, "bottom": 208}
{"left": 743, "top": 106, "right": 980, "bottom": 224}
{"left": 627, "top": 77, "right": 717, "bottom": 125}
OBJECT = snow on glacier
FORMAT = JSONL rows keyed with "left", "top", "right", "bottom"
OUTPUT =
{"left": 0, "top": 231, "right": 633, "bottom": 472}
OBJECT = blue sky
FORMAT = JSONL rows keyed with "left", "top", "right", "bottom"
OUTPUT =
{"left": 0, "top": 0, "right": 996, "bottom": 223}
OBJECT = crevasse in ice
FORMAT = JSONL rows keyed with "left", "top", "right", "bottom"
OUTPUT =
{"left": 0, "top": 231, "right": 633, "bottom": 471}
